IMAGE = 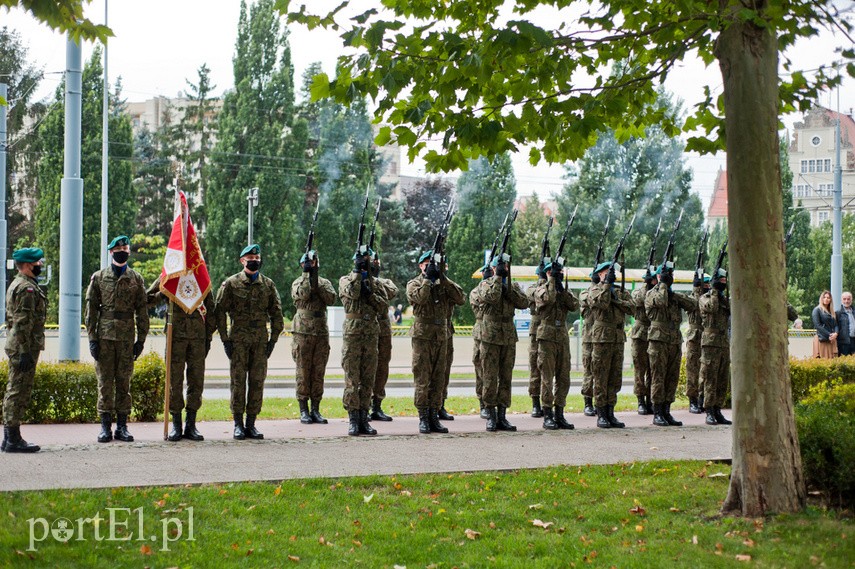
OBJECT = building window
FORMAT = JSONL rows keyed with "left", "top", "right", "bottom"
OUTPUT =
{"left": 811, "top": 135, "right": 822, "bottom": 146}
{"left": 809, "top": 159, "right": 817, "bottom": 173}
{"left": 818, "top": 211, "right": 830, "bottom": 223}
{"left": 801, "top": 160, "right": 808, "bottom": 174}
{"left": 824, "top": 159, "right": 832, "bottom": 172}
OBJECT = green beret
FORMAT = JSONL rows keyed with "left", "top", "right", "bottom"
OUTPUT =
{"left": 655, "top": 261, "right": 674, "bottom": 276}
{"left": 12, "top": 247, "right": 44, "bottom": 264}
{"left": 367, "top": 248, "right": 377, "bottom": 260}
{"left": 107, "top": 235, "right": 129, "bottom": 250}
{"left": 595, "top": 261, "right": 611, "bottom": 273}
{"left": 714, "top": 268, "right": 727, "bottom": 278}
{"left": 418, "top": 251, "right": 432, "bottom": 263}
{"left": 535, "top": 264, "right": 544, "bottom": 276}
{"left": 703, "top": 275, "right": 712, "bottom": 284}
{"left": 241, "top": 244, "right": 261, "bottom": 257}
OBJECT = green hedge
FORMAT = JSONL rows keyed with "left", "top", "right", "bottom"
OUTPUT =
{"left": 0, "top": 353, "right": 164, "bottom": 423}
{"left": 790, "top": 355, "right": 855, "bottom": 403}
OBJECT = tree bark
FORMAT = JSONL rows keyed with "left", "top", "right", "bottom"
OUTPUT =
{"left": 715, "top": 2, "right": 806, "bottom": 516}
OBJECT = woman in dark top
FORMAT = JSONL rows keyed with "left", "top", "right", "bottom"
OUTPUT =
{"left": 811, "top": 290, "right": 838, "bottom": 359}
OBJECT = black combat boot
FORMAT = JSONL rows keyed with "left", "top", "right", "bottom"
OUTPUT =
{"left": 347, "top": 410, "right": 360, "bottom": 436}
{"left": 417, "top": 408, "right": 431, "bottom": 434}
{"left": 554, "top": 406, "right": 574, "bottom": 430}
{"left": 542, "top": 406, "right": 558, "bottom": 430}
{"left": 114, "top": 414, "right": 134, "bottom": 442}
{"left": 607, "top": 406, "right": 625, "bottom": 429}
{"left": 644, "top": 395, "right": 654, "bottom": 415}
{"left": 2, "top": 426, "right": 40, "bottom": 453}
{"left": 437, "top": 404, "right": 454, "bottom": 421}
{"left": 698, "top": 394, "right": 705, "bottom": 412}
{"left": 485, "top": 407, "right": 498, "bottom": 432}
{"left": 496, "top": 406, "right": 517, "bottom": 431}
{"left": 705, "top": 408, "right": 718, "bottom": 425}
{"left": 358, "top": 409, "right": 377, "bottom": 435}
{"left": 245, "top": 414, "right": 264, "bottom": 439}
{"left": 689, "top": 397, "right": 702, "bottom": 414}
{"left": 652, "top": 404, "right": 669, "bottom": 427}
{"left": 370, "top": 397, "right": 392, "bottom": 422}
{"left": 637, "top": 396, "right": 649, "bottom": 415}
{"left": 98, "top": 412, "right": 113, "bottom": 443}
{"left": 310, "top": 399, "right": 328, "bottom": 424}
{"left": 663, "top": 403, "right": 682, "bottom": 426}
{"left": 479, "top": 401, "right": 490, "bottom": 420}
{"left": 583, "top": 397, "right": 597, "bottom": 417}
{"left": 429, "top": 408, "right": 449, "bottom": 434}
{"left": 299, "top": 400, "right": 313, "bottom": 424}
{"left": 168, "top": 412, "right": 183, "bottom": 442}
{"left": 233, "top": 413, "right": 246, "bottom": 440}
{"left": 713, "top": 407, "right": 732, "bottom": 425}
{"left": 183, "top": 410, "right": 204, "bottom": 441}
{"left": 531, "top": 396, "right": 544, "bottom": 418}
{"left": 0, "top": 426, "right": 7, "bottom": 452}
{"left": 596, "top": 406, "right": 612, "bottom": 429}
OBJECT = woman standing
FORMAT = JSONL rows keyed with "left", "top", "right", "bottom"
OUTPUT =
{"left": 811, "top": 290, "right": 838, "bottom": 359}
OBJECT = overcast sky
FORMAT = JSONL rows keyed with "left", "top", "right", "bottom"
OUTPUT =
{"left": 4, "top": 1, "right": 854, "bottom": 209}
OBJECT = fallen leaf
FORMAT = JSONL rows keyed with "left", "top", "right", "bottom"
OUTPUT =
{"left": 810, "top": 556, "right": 821, "bottom": 565}
{"left": 649, "top": 447, "right": 658, "bottom": 451}
{"left": 289, "top": 535, "right": 297, "bottom": 542}
{"left": 692, "top": 535, "right": 698, "bottom": 545}
{"left": 394, "top": 565, "right": 406, "bottom": 569}
{"left": 528, "top": 503, "right": 543, "bottom": 510}
{"left": 629, "top": 506, "right": 646, "bottom": 516}
{"left": 635, "top": 525, "right": 644, "bottom": 533}
{"left": 532, "top": 519, "right": 553, "bottom": 529}
{"left": 464, "top": 528, "right": 480, "bottom": 540}
{"left": 267, "top": 529, "right": 275, "bottom": 535}
{"left": 247, "top": 505, "right": 256, "bottom": 511}
{"left": 489, "top": 522, "right": 496, "bottom": 529}
{"left": 363, "top": 494, "right": 374, "bottom": 503}
{"left": 353, "top": 540, "right": 362, "bottom": 547}
{"left": 743, "top": 538, "right": 755, "bottom": 547}
{"left": 140, "top": 544, "right": 152, "bottom": 555}
{"left": 400, "top": 490, "right": 412, "bottom": 497}
{"left": 735, "top": 554, "right": 752, "bottom": 562}
{"left": 708, "top": 472, "right": 728, "bottom": 478}
{"left": 274, "top": 486, "right": 282, "bottom": 496}
{"left": 246, "top": 549, "right": 254, "bottom": 556}
{"left": 669, "top": 507, "right": 680, "bottom": 512}
{"left": 288, "top": 554, "right": 300, "bottom": 562}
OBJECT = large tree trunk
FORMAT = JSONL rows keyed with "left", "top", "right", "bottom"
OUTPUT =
{"left": 715, "top": 2, "right": 806, "bottom": 516}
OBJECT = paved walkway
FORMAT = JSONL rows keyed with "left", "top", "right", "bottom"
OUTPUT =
{"left": 2, "top": 410, "right": 731, "bottom": 491}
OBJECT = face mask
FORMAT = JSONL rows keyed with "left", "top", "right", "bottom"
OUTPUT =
{"left": 713, "top": 281, "right": 726, "bottom": 291}
{"left": 32, "top": 265, "right": 43, "bottom": 277}
{"left": 112, "top": 251, "right": 129, "bottom": 264}
{"left": 245, "top": 260, "right": 261, "bottom": 272}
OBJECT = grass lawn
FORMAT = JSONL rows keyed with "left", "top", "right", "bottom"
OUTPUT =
{"left": 0, "top": 461, "right": 850, "bottom": 567}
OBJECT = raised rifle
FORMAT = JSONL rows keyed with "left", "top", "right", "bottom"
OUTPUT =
{"left": 430, "top": 199, "right": 455, "bottom": 269}
{"left": 497, "top": 208, "right": 518, "bottom": 286}
{"left": 354, "top": 186, "right": 371, "bottom": 257}
{"left": 712, "top": 237, "right": 728, "bottom": 280}
{"left": 784, "top": 221, "right": 795, "bottom": 246}
{"left": 487, "top": 209, "right": 512, "bottom": 266}
{"left": 660, "top": 208, "right": 684, "bottom": 269}
{"left": 367, "top": 197, "right": 382, "bottom": 252}
{"left": 609, "top": 214, "right": 636, "bottom": 289}
{"left": 538, "top": 216, "right": 554, "bottom": 272}
{"left": 695, "top": 225, "right": 709, "bottom": 281}
{"left": 554, "top": 204, "right": 578, "bottom": 267}
{"left": 304, "top": 199, "right": 320, "bottom": 259}
{"left": 592, "top": 213, "right": 612, "bottom": 275}
{"left": 646, "top": 217, "right": 663, "bottom": 275}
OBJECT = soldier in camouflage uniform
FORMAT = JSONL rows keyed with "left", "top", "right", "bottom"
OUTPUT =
{"left": 685, "top": 274, "right": 709, "bottom": 413}
{"left": 645, "top": 262, "right": 697, "bottom": 427}
{"left": 370, "top": 253, "right": 398, "bottom": 422}
{"left": 216, "top": 244, "right": 284, "bottom": 440}
{"left": 579, "top": 273, "right": 599, "bottom": 417}
{"left": 631, "top": 270, "right": 656, "bottom": 415}
{"left": 147, "top": 279, "right": 216, "bottom": 441}
{"left": 438, "top": 261, "right": 465, "bottom": 422}
{"left": 86, "top": 236, "right": 149, "bottom": 443}
{"left": 340, "top": 250, "right": 388, "bottom": 436}
{"left": 588, "top": 262, "right": 633, "bottom": 429}
{"left": 534, "top": 262, "right": 579, "bottom": 430}
{"left": 291, "top": 250, "right": 337, "bottom": 425}
{"left": 2, "top": 248, "right": 47, "bottom": 453}
{"left": 407, "top": 252, "right": 465, "bottom": 434}
{"left": 470, "top": 276, "right": 489, "bottom": 419}
{"left": 700, "top": 269, "right": 732, "bottom": 425}
{"left": 527, "top": 267, "right": 546, "bottom": 418}
{"left": 476, "top": 256, "right": 528, "bottom": 432}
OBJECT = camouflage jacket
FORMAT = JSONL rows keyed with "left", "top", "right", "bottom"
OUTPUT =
{"left": 442, "top": 278, "right": 465, "bottom": 337}
{"left": 407, "top": 274, "right": 464, "bottom": 341}
{"left": 534, "top": 278, "right": 580, "bottom": 344}
{"left": 470, "top": 286, "right": 486, "bottom": 342}
{"left": 477, "top": 276, "right": 528, "bottom": 346}
{"left": 526, "top": 278, "right": 546, "bottom": 339}
{"left": 5, "top": 274, "right": 47, "bottom": 355}
{"left": 700, "top": 291, "right": 731, "bottom": 348}
{"left": 580, "top": 287, "right": 593, "bottom": 344}
{"left": 339, "top": 271, "right": 386, "bottom": 337}
{"left": 290, "top": 273, "right": 336, "bottom": 336}
{"left": 645, "top": 282, "right": 696, "bottom": 345}
{"left": 685, "top": 286, "right": 704, "bottom": 342}
{"left": 375, "top": 277, "right": 399, "bottom": 338}
{"left": 630, "top": 286, "right": 651, "bottom": 340}
{"left": 147, "top": 281, "right": 216, "bottom": 341}
{"left": 215, "top": 271, "right": 284, "bottom": 344}
{"left": 588, "top": 283, "right": 633, "bottom": 344}
{"left": 85, "top": 267, "right": 149, "bottom": 343}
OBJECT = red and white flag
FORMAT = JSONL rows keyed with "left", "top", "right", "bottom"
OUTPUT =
{"left": 159, "top": 191, "right": 211, "bottom": 314}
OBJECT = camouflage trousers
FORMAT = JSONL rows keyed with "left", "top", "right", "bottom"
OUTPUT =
{"left": 292, "top": 333, "right": 330, "bottom": 403}
{"left": 441, "top": 336, "right": 454, "bottom": 402}
{"left": 631, "top": 338, "right": 651, "bottom": 399}
{"left": 648, "top": 340, "right": 681, "bottom": 405}
{"left": 592, "top": 342, "right": 623, "bottom": 408}
{"left": 342, "top": 334, "right": 378, "bottom": 411}
{"left": 372, "top": 333, "right": 392, "bottom": 401}
{"left": 230, "top": 339, "right": 268, "bottom": 416}
{"left": 537, "top": 337, "right": 571, "bottom": 408}
{"left": 2, "top": 352, "right": 40, "bottom": 427}
{"left": 167, "top": 337, "right": 206, "bottom": 414}
{"left": 480, "top": 342, "right": 515, "bottom": 408}
{"left": 700, "top": 345, "right": 730, "bottom": 408}
{"left": 412, "top": 337, "right": 447, "bottom": 410}
{"left": 685, "top": 336, "right": 702, "bottom": 399}
{"left": 472, "top": 338, "right": 483, "bottom": 401}
{"left": 528, "top": 334, "right": 541, "bottom": 397}
{"left": 581, "top": 341, "right": 594, "bottom": 398}
{"left": 96, "top": 339, "right": 135, "bottom": 415}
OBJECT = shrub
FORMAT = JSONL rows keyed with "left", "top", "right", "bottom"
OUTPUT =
{"left": 796, "top": 382, "right": 855, "bottom": 509}
{"left": 790, "top": 355, "right": 855, "bottom": 403}
{"left": 0, "top": 352, "right": 165, "bottom": 424}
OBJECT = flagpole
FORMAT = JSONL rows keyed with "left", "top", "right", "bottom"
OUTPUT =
{"left": 163, "top": 299, "right": 174, "bottom": 440}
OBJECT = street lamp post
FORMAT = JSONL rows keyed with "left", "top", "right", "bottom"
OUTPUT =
{"left": 247, "top": 187, "right": 259, "bottom": 246}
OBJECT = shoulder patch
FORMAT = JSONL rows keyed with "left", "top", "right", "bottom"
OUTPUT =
{"left": 26, "top": 287, "right": 34, "bottom": 292}
{"left": 91, "top": 274, "right": 96, "bottom": 281}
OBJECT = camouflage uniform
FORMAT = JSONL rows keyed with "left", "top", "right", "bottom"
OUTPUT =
{"left": 215, "top": 271, "right": 284, "bottom": 416}
{"left": 685, "top": 286, "right": 705, "bottom": 401}
{"left": 147, "top": 283, "right": 216, "bottom": 414}
{"left": 440, "top": 282, "right": 465, "bottom": 405}
{"left": 534, "top": 277, "right": 579, "bottom": 408}
{"left": 588, "top": 283, "right": 633, "bottom": 409}
{"left": 527, "top": 279, "right": 545, "bottom": 399}
{"left": 290, "top": 272, "right": 337, "bottom": 403}
{"left": 579, "top": 287, "right": 595, "bottom": 400}
{"left": 339, "top": 271, "right": 386, "bottom": 412}
{"left": 645, "top": 283, "right": 696, "bottom": 406}
{"left": 469, "top": 287, "right": 486, "bottom": 402}
{"left": 630, "top": 286, "right": 652, "bottom": 400}
{"left": 477, "top": 276, "right": 528, "bottom": 408}
{"left": 85, "top": 267, "right": 149, "bottom": 415}
{"left": 3, "top": 274, "right": 47, "bottom": 428}
{"left": 700, "top": 291, "right": 731, "bottom": 410}
{"left": 371, "top": 277, "right": 398, "bottom": 404}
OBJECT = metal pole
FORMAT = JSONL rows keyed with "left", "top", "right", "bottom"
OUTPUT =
{"left": 100, "top": 0, "right": 109, "bottom": 269}
{"left": 0, "top": 83, "right": 7, "bottom": 325}
{"left": 831, "top": 114, "right": 843, "bottom": 306}
{"left": 59, "top": 36, "right": 84, "bottom": 361}
{"left": 247, "top": 187, "right": 258, "bottom": 246}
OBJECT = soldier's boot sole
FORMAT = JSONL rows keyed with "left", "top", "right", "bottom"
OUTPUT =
{"left": 705, "top": 412, "right": 718, "bottom": 425}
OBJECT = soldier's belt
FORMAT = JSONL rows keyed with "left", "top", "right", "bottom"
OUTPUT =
{"left": 483, "top": 315, "right": 514, "bottom": 323}
{"left": 234, "top": 320, "right": 267, "bottom": 329}
{"left": 297, "top": 309, "right": 326, "bottom": 319}
{"left": 414, "top": 317, "right": 445, "bottom": 326}
{"left": 100, "top": 310, "right": 133, "bottom": 320}
{"left": 345, "top": 313, "right": 374, "bottom": 321}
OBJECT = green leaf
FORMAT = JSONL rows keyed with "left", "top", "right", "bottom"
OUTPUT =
{"left": 374, "top": 126, "right": 392, "bottom": 146}
{"left": 309, "top": 73, "right": 331, "bottom": 101}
